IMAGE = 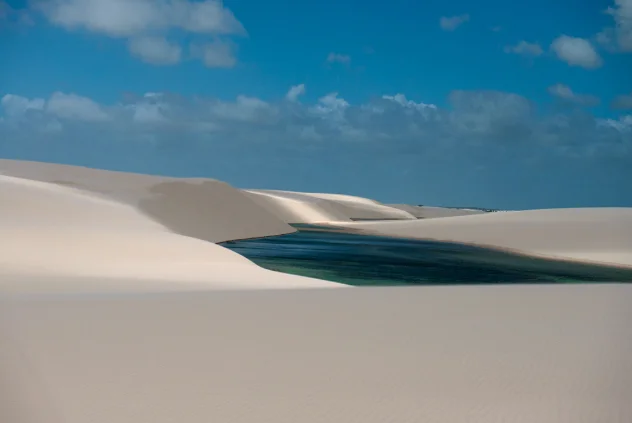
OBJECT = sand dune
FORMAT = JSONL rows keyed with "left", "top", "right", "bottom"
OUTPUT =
{"left": 245, "top": 189, "right": 353, "bottom": 223}
{"left": 387, "top": 203, "right": 487, "bottom": 218}
{"left": 0, "top": 159, "right": 296, "bottom": 243}
{"left": 0, "top": 174, "right": 342, "bottom": 293}
{"left": 246, "top": 189, "right": 415, "bottom": 223}
{"left": 330, "top": 208, "right": 632, "bottom": 267}
{"left": 2, "top": 284, "right": 631, "bottom": 423}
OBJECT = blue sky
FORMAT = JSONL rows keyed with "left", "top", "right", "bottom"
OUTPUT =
{"left": 1, "top": 0, "right": 631, "bottom": 209}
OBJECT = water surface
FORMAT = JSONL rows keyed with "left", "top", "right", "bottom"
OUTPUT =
{"left": 221, "top": 227, "right": 632, "bottom": 285}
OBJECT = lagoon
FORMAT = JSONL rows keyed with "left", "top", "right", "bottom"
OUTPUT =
{"left": 222, "top": 226, "right": 632, "bottom": 285}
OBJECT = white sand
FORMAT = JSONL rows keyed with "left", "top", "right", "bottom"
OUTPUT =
{"left": 0, "top": 174, "right": 343, "bottom": 293}
{"left": 0, "top": 159, "right": 296, "bottom": 243}
{"left": 387, "top": 204, "right": 487, "bottom": 218}
{"left": 2, "top": 159, "right": 632, "bottom": 422}
{"left": 2, "top": 284, "right": 631, "bottom": 423}
{"left": 246, "top": 189, "right": 415, "bottom": 223}
{"left": 329, "top": 208, "right": 632, "bottom": 267}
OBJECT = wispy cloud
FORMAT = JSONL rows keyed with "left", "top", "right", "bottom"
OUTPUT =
{"left": 326, "top": 52, "right": 351, "bottom": 65}
{"left": 128, "top": 36, "right": 182, "bottom": 65}
{"left": 286, "top": 84, "right": 306, "bottom": 102}
{"left": 0, "top": 1, "right": 34, "bottom": 27}
{"left": 504, "top": 41, "right": 543, "bottom": 57}
{"left": 548, "top": 84, "right": 600, "bottom": 106}
{"left": 612, "top": 91, "right": 632, "bottom": 110}
{"left": 190, "top": 40, "right": 238, "bottom": 68}
{"left": 596, "top": 0, "right": 632, "bottom": 52}
{"left": 439, "top": 14, "right": 470, "bottom": 31}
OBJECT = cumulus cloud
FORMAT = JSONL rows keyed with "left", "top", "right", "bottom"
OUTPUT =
{"left": 326, "top": 53, "right": 351, "bottom": 65}
{"left": 550, "top": 35, "right": 602, "bottom": 69}
{"left": 548, "top": 84, "right": 600, "bottom": 106}
{"left": 30, "top": 0, "right": 245, "bottom": 66}
{"left": 447, "top": 90, "right": 535, "bottom": 141}
{"left": 286, "top": 84, "right": 306, "bottom": 102}
{"left": 1, "top": 88, "right": 629, "bottom": 161}
{"left": 504, "top": 41, "right": 543, "bottom": 57}
{"left": 439, "top": 14, "right": 470, "bottom": 31}
{"left": 612, "top": 92, "right": 632, "bottom": 109}
{"left": 1, "top": 92, "right": 109, "bottom": 122}
{"left": 32, "top": 0, "right": 245, "bottom": 37}
{"left": 309, "top": 93, "right": 350, "bottom": 122}
{"left": 190, "top": 40, "right": 237, "bottom": 68}
{"left": 128, "top": 36, "right": 181, "bottom": 65}
{"left": 127, "top": 93, "right": 170, "bottom": 124}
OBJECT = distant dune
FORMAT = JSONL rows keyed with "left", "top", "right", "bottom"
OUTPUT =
{"left": 246, "top": 189, "right": 416, "bottom": 223}
{"left": 245, "top": 189, "right": 354, "bottom": 223}
{"left": 387, "top": 204, "right": 487, "bottom": 218}
{"left": 0, "top": 159, "right": 296, "bottom": 243}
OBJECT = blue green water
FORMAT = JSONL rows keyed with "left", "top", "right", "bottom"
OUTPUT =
{"left": 221, "top": 227, "right": 632, "bottom": 286}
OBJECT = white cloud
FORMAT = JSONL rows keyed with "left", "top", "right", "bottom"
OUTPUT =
{"left": 210, "top": 95, "right": 276, "bottom": 122}
{"left": 46, "top": 92, "right": 110, "bottom": 121}
{"left": 171, "top": 0, "right": 245, "bottom": 35}
{"left": 447, "top": 90, "right": 533, "bottom": 137}
{"left": 612, "top": 92, "right": 632, "bottom": 109}
{"left": 382, "top": 94, "right": 437, "bottom": 113}
{"left": 439, "top": 14, "right": 470, "bottom": 31}
{"left": 191, "top": 40, "right": 237, "bottom": 68}
{"left": 286, "top": 84, "right": 306, "bottom": 102}
{"left": 33, "top": 0, "right": 245, "bottom": 37}
{"left": 309, "top": 92, "right": 349, "bottom": 121}
{"left": 598, "top": 114, "right": 632, "bottom": 132}
{"left": 326, "top": 53, "right": 351, "bottom": 64}
{"left": 595, "top": 27, "right": 615, "bottom": 49}
{"left": 31, "top": 0, "right": 245, "bottom": 67}
{"left": 33, "top": 0, "right": 164, "bottom": 37}
{"left": 1, "top": 94, "right": 45, "bottom": 117}
{"left": 128, "top": 36, "right": 181, "bottom": 65}
{"left": 504, "top": 41, "right": 543, "bottom": 57}
{"left": 2, "top": 88, "right": 629, "bottom": 160}
{"left": 548, "top": 84, "right": 600, "bottom": 106}
{"left": 550, "top": 35, "right": 602, "bottom": 69}
{"left": 130, "top": 101, "right": 168, "bottom": 124}
{"left": 601, "top": 0, "right": 632, "bottom": 52}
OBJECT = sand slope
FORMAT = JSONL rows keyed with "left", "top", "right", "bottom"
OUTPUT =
{"left": 0, "top": 174, "right": 343, "bottom": 293}
{"left": 330, "top": 208, "right": 632, "bottom": 267}
{"left": 387, "top": 204, "right": 487, "bottom": 218}
{"left": 2, "top": 284, "right": 631, "bottom": 423}
{"left": 0, "top": 159, "right": 295, "bottom": 243}
{"left": 245, "top": 189, "right": 415, "bottom": 223}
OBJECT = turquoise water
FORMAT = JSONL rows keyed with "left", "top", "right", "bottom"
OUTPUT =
{"left": 221, "top": 227, "right": 632, "bottom": 286}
